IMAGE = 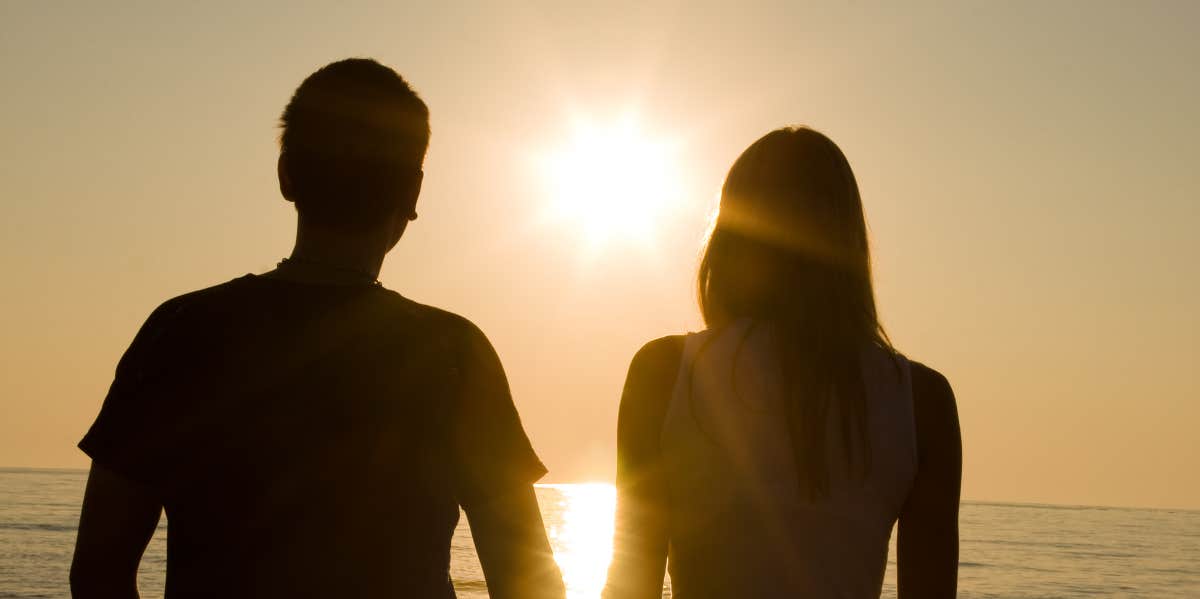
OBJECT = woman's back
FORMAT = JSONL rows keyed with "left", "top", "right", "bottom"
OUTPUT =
{"left": 661, "top": 321, "right": 915, "bottom": 597}
{"left": 605, "top": 127, "right": 959, "bottom": 599}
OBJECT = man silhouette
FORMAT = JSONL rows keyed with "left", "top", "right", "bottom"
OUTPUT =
{"left": 70, "top": 58, "right": 565, "bottom": 599}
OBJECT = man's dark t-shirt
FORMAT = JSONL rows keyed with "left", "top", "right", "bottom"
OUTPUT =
{"left": 79, "top": 275, "right": 547, "bottom": 598}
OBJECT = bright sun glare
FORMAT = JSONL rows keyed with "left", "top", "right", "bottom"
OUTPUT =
{"left": 543, "top": 483, "right": 617, "bottom": 598}
{"left": 538, "top": 117, "right": 683, "bottom": 247}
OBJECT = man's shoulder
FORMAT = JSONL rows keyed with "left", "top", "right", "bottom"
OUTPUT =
{"left": 147, "top": 278, "right": 493, "bottom": 348}
{"left": 144, "top": 275, "right": 258, "bottom": 321}
{"left": 373, "top": 289, "right": 491, "bottom": 344}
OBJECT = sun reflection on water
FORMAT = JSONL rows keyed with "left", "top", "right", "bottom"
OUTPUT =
{"left": 540, "top": 483, "right": 617, "bottom": 599}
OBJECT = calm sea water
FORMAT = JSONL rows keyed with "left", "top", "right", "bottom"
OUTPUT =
{"left": 2, "top": 468, "right": 1197, "bottom": 597}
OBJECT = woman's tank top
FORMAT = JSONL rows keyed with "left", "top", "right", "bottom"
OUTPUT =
{"left": 660, "top": 320, "right": 916, "bottom": 598}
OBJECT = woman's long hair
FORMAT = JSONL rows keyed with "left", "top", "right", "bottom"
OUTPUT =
{"left": 697, "top": 127, "right": 894, "bottom": 499}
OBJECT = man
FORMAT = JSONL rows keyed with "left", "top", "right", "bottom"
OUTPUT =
{"left": 71, "top": 58, "right": 565, "bottom": 599}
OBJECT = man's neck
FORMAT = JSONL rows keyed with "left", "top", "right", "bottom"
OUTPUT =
{"left": 288, "top": 223, "right": 388, "bottom": 279}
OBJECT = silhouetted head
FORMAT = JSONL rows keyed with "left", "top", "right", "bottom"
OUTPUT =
{"left": 698, "top": 127, "right": 892, "bottom": 497}
{"left": 700, "top": 126, "right": 882, "bottom": 341}
{"left": 278, "top": 58, "right": 429, "bottom": 240}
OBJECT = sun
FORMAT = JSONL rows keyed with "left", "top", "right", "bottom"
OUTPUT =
{"left": 537, "top": 116, "right": 683, "bottom": 247}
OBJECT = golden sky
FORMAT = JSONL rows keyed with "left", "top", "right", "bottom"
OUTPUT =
{"left": 1, "top": 1, "right": 1197, "bottom": 510}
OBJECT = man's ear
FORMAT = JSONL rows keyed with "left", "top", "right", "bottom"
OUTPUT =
{"left": 404, "top": 169, "right": 424, "bottom": 220}
{"left": 278, "top": 153, "right": 295, "bottom": 203}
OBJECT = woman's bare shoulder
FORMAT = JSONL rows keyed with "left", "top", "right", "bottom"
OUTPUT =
{"left": 910, "top": 361, "right": 953, "bottom": 399}
{"left": 618, "top": 335, "right": 688, "bottom": 441}
{"left": 906, "top": 360, "right": 961, "bottom": 465}
{"left": 629, "top": 335, "right": 688, "bottom": 374}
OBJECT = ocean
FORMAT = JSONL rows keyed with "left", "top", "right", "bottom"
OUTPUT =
{"left": 1, "top": 468, "right": 1196, "bottom": 597}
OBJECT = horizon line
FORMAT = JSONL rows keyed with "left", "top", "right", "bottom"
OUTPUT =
{"left": 2, "top": 466, "right": 1195, "bottom": 514}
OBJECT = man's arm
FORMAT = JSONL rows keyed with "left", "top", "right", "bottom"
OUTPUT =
{"left": 70, "top": 462, "right": 161, "bottom": 599}
{"left": 448, "top": 319, "right": 564, "bottom": 598}
{"left": 897, "top": 364, "right": 962, "bottom": 599}
{"left": 465, "top": 485, "right": 565, "bottom": 599}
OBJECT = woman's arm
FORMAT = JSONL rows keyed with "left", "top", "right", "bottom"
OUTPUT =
{"left": 897, "top": 364, "right": 962, "bottom": 599}
{"left": 603, "top": 336, "right": 684, "bottom": 599}
{"left": 70, "top": 462, "right": 161, "bottom": 599}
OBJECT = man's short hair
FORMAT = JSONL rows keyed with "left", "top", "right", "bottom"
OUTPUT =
{"left": 280, "top": 58, "right": 430, "bottom": 229}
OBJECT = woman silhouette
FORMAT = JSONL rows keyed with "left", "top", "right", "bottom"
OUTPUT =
{"left": 604, "top": 127, "right": 961, "bottom": 598}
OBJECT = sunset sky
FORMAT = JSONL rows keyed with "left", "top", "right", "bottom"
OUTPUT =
{"left": 1, "top": 1, "right": 1196, "bottom": 510}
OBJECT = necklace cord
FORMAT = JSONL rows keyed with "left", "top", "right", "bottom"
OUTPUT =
{"left": 276, "top": 257, "right": 382, "bottom": 286}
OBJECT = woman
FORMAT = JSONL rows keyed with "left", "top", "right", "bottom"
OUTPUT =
{"left": 603, "top": 127, "right": 961, "bottom": 598}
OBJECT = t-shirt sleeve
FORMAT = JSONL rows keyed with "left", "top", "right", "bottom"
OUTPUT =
{"left": 449, "top": 321, "right": 548, "bottom": 507}
{"left": 78, "top": 299, "right": 184, "bottom": 487}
